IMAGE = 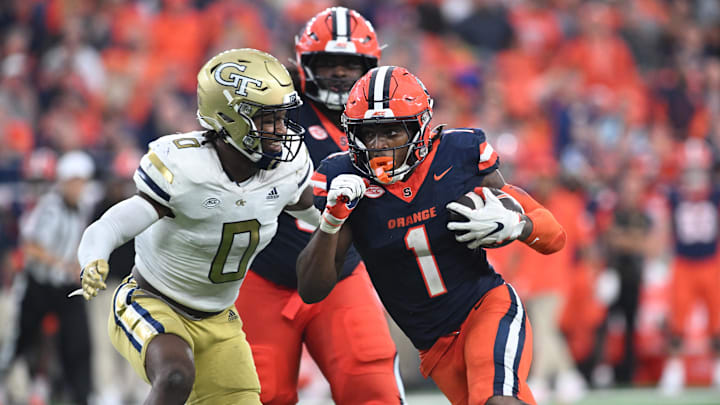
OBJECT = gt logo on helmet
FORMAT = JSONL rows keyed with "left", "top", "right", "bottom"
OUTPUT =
{"left": 214, "top": 62, "right": 263, "bottom": 96}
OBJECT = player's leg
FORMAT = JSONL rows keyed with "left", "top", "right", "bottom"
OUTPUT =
{"left": 0, "top": 274, "right": 45, "bottom": 373}
{"left": 695, "top": 259, "right": 720, "bottom": 386}
{"left": 696, "top": 259, "right": 720, "bottom": 341}
{"left": 56, "top": 286, "right": 92, "bottom": 404}
{"left": 419, "top": 333, "right": 468, "bottom": 405}
{"left": 183, "top": 308, "right": 261, "bottom": 405}
{"left": 465, "top": 284, "right": 535, "bottom": 405}
{"left": 304, "top": 265, "right": 404, "bottom": 405}
{"left": 144, "top": 334, "right": 195, "bottom": 404}
{"left": 108, "top": 278, "right": 196, "bottom": 404}
{"left": 235, "top": 270, "right": 304, "bottom": 405}
{"left": 109, "top": 276, "right": 262, "bottom": 404}
{"left": 659, "top": 260, "right": 692, "bottom": 394}
{"left": 668, "top": 261, "right": 693, "bottom": 351}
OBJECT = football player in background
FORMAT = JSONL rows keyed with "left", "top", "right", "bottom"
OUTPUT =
{"left": 297, "top": 66, "right": 566, "bottom": 405}
{"left": 72, "top": 48, "right": 318, "bottom": 405}
{"left": 659, "top": 163, "right": 720, "bottom": 395}
{"left": 234, "top": 7, "right": 405, "bottom": 404}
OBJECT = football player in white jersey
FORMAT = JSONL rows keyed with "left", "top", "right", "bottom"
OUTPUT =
{"left": 71, "top": 48, "right": 319, "bottom": 405}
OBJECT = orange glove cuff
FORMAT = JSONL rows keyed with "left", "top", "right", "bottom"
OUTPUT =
{"left": 500, "top": 184, "right": 566, "bottom": 254}
{"left": 523, "top": 208, "right": 566, "bottom": 254}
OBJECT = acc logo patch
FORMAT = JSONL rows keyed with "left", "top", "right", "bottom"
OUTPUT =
{"left": 203, "top": 197, "right": 221, "bottom": 208}
{"left": 308, "top": 125, "right": 328, "bottom": 140}
{"left": 365, "top": 184, "right": 385, "bottom": 198}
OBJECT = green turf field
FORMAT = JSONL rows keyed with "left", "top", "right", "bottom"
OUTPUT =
{"left": 299, "top": 387, "right": 720, "bottom": 405}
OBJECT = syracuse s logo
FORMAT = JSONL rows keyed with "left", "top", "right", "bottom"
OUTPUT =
{"left": 214, "top": 62, "right": 262, "bottom": 96}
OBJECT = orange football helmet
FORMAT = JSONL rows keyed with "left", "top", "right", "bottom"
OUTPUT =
{"left": 295, "top": 7, "right": 381, "bottom": 110}
{"left": 342, "top": 66, "right": 434, "bottom": 184}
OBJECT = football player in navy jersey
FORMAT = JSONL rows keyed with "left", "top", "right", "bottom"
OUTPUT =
{"left": 234, "top": 7, "right": 405, "bottom": 405}
{"left": 297, "top": 66, "right": 566, "bottom": 405}
{"left": 659, "top": 165, "right": 720, "bottom": 395}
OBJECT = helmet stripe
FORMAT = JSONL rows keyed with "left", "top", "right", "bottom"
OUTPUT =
{"left": 382, "top": 66, "right": 395, "bottom": 109}
{"left": 369, "top": 66, "right": 393, "bottom": 111}
{"left": 367, "top": 68, "right": 378, "bottom": 109}
{"left": 335, "top": 7, "right": 349, "bottom": 38}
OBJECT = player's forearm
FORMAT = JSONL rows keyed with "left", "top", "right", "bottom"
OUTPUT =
{"left": 77, "top": 195, "right": 159, "bottom": 269}
{"left": 501, "top": 184, "right": 566, "bottom": 254}
{"left": 296, "top": 230, "right": 341, "bottom": 304}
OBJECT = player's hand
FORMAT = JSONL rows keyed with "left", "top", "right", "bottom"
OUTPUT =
{"left": 447, "top": 187, "right": 525, "bottom": 249}
{"left": 78, "top": 259, "right": 109, "bottom": 301}
{"left": 319, "top": 174, "right": 369, "bottom": 234}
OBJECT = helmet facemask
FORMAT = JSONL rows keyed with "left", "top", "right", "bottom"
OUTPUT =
{"left": 199, "top": 97, "right": 305, "bottom": 171}
{"left": 295, "top": 7, "right": 382, "bottom": 111}
{"left": 345, "top": 113, "right": 431, "bottom": 184}
{"left": 196, "top": 48, "right": 306, "bottom": 170}
{"left": 301, "top": 53, "right": 377, "bottom": 110}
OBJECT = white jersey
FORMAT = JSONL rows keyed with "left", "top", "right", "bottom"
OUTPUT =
{"left": 132, "top": 131, "right": 312, "bottom": 312}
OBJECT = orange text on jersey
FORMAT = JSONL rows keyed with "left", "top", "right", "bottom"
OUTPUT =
{"left": 387, "top": 207, "right": 438, "bottom": 229}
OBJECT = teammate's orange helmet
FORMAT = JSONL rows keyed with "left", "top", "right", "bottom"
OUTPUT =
{"left": 295, "top": 7, "right": 381, "bottom": 110}
{"left": 342, "top": 66, "right": 434, "bottom": 184}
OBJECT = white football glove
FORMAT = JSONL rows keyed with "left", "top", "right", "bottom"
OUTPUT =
{"left": 446, "top": 187, "right": 526, "bottom": 249}
{"left": 319, "top": 174, "right": 368, "bottom": 234}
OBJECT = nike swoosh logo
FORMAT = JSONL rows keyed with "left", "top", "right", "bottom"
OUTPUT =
{"left": 434, "top": 166, "right": 453, "bottom": 181}
{"left": 486, "top": 222, "right": 504, "bottom": 237}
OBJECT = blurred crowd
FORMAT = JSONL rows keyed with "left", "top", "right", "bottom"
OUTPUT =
{"left": 1, "top": 0, "right": 720, "bottom": 403}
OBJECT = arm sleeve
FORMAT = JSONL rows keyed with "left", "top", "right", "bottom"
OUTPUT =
{"left": 501, "top": 184, "right": 566, "bottom": 254}
{"left": 77, "top": 195, "right": 159, "bottom": 269}
{"left": 285, "top": 205, "right": 321, "bottom": 227}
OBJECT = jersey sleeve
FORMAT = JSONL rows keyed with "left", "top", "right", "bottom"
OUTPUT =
{"left": 133, "top": 138, "right": 184, "bottom": 209}
{"left": 441, "top": 128, "right": 500, "bottom": 176}
{"left": 472, "top": 129, "right": 500, "bottom": 175}
{"left": 311, "top": 166, "right": 330, "bottom": 211}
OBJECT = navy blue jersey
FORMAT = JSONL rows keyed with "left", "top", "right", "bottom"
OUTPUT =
{"left": 669, "top": 188, "right": 720, "bottom": 260}
{"left": 313, "top": 128, "right": 505, "bottom": 350}
{"left": 251, "top": 101, "right": 362, "bottom": 288}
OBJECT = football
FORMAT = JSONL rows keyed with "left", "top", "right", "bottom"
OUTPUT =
{"left": 448, "top": 187, "right": 524, "bottom": 247}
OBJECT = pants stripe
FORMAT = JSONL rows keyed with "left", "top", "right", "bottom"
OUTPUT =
{"left": 393, "top": 352, "right": 407, "bottom": 404}
{"left": 493, "top": 283, "right": 526, "bottom": 397}
{"left": 113, "top": 279, "right": 166, "bottom": 353}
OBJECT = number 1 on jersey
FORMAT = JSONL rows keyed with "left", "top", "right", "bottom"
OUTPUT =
{"left": 405, "top": 225, "right": 447, "bottom": 297}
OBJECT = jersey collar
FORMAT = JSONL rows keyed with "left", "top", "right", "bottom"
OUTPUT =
{"left": 378, "top": 135, "right": 441, "bottom": 203}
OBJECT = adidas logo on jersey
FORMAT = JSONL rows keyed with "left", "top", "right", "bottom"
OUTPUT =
{"left": 266, "top": 187, "right": 279, "bottom": 200}
{"left": 228, "top": 309, "right": 239, "bottom": 322}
